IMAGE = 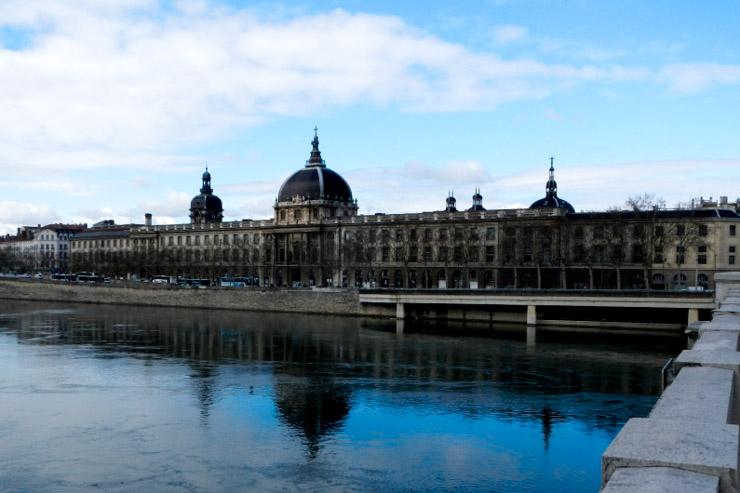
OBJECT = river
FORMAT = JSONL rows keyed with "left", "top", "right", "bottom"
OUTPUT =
{"left": 0, "top": 300, "right": 679, "bottom": 492}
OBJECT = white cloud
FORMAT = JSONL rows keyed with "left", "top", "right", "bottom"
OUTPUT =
{"left": 0, "top": 2, "right": 654, "bottom": 175}
{"left": 0, "top": 200, "right": 60, "bottom": 234}
{"left": 492, "top": 24, "right": 527, "bottom": 44}
{"left": 658, "top": 63, "right": 740, "bottom": 93}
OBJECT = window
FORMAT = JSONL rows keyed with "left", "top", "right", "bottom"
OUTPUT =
{"left": 731, "top": 225, "right": 737, "bottom": 236}
{"left": 439, "top": 229, "right": 448, "bottom": 241}
{"left": 486, "top": 227, "right": 496, "bottom": 240}
{"left": 382, "top": 246, "right": 390, "bottom": 262}
{"left": 424, "top": 229, "right": 432, "bottom": 242}
{"left": 731, "top": 256, "right": 736, "bottom": 265}
{"left": 454, "top": 246, "right": 463, "bottom": 262}
{"left": 280, "top": 210, "right": 286, "bottom": 221}
{"left": 294, "top": 209, "right": 302, "bottom": 221}
{"left": 409, "top": 246, "right": 418, "bottom": 262}
{"left": 369, "top": 230, "right": 377, "bottom": 242}
{"left": 409, "top": 229, "right": 417, "bottom": 241}
{"left": 454, "top": 228, "right": 463, "bottom": 241}
{"left": 395, "top": 230, "right": 403, "bottom": 241}
{"left": 438, "top": 246, "right": 448, "bottom": 261}
{"left": 676, "top": 224, "right": 685, "bottom": 236}
{"left": 168, "top": 237, "right": 174, "bottom": 246}
{"left": 486, "top": 246, "right": 496, "bottom": 262}
{"left": 593, "top": 226, "right": 604, "bottom": 240}
{"left": 655, "top": 225, "right": 664, "bottom": 237}
{"left": 699, "top": 224, "right": 708, "bottom": 237}
{"left": 676, "top": 246, "right": 685, "bottom": 264}
{"left": 394, "top": 248, "right": 403, "bottom": 262}
{"left": 468, "top": 246, "right": 479, "bottom": 262}
{"left": 731, "top": 246, "right": 737, "bottom": 253}
{"left": 632, "top": 244, "right": 644, "bottom": 263}
{"left": 177, "top": 236, "right": 182, "bottom": 246}
{"left": 423, "top": 246, "right": 432, "bottom": 261}
{"left": 698, "top": 245, "right": 707, "bottom": 265}
{"left": 654, "top": 246, "right": 663, "bottom": 264}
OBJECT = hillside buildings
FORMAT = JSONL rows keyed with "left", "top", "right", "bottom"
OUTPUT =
{"left": 64, "top": 131, "right": 740, "bottom": 291}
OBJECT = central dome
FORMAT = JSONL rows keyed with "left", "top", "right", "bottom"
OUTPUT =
{"left": 277, "top": 131, "right": 353, "bottom": 203}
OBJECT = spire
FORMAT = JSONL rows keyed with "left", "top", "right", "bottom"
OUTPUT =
{"left": 306, "top": 126, "right": 326, "bottom": 167}
{"left": 546, "top": 157, "right": 557, "bottom": 198}
{"left": 468, "top": 188, "right": 485, "bottom": 211}
{"left": 201, "top": 166, "right": 213, "bottom": 194}
{"left": 445, "top": 191, "right": 457, "bottom": 212}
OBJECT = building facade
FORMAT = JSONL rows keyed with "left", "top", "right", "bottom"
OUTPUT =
{"left": 69, "top": 133, "right": 740, "bottom": 290}
{"left": 0, "top": 224, "right": 86, "bottom": 272}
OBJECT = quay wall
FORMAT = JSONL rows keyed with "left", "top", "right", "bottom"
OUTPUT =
{"left": 601, "top": 272, "right": 740, "bottom": 493}
{"left": 0, "top": 279, "right": 373, "bottom": 317}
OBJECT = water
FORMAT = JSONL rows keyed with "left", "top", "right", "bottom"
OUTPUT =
{"left": 0, "top": 301, "right": 678, "bottom": 492}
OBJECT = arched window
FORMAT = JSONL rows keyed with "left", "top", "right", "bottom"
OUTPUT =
{"left": 672, "top": 273, "right": 687, "bottom": 289}
{"left": 698, "top": 273, "right": 709, "bottom": 289}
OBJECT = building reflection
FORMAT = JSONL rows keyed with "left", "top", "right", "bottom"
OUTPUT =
{"left": 1, "top": 301, "right": 675, "bottom": 452}
{"left": 274, "top": 373, "right": 351, "bottom": 458}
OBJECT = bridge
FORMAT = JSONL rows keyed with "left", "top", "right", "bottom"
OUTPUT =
{"left": 359, "top": 288, "right": 715, "bottom": 328}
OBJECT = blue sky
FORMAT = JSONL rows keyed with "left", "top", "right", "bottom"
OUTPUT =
{"left": 0, "top": 0, "right": 739, "bottom": 233}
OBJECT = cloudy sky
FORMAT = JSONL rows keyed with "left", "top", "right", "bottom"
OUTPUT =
{"left": 1, "top": 0, "right": 739, "bottom": 233}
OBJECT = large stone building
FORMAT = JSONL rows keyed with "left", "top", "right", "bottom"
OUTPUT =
{"left": 70, "top": 132, "right": 740, "bottom": 290}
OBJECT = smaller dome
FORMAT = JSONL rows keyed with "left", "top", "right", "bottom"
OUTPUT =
{"left": 529, "top": 158, "right": 575, "bottom": 213}
{"left": 530, "top": 196, "right": 575, "bottom": 213}
{"left": 190, "top": 167, "right": 223, "bottom": 224}
{"left": 191, "top": 194, "right": 222, "bottom": 211}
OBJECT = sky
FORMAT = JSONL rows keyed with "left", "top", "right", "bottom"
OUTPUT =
{"left": 1, "top": 0, "right": 739, "bottom": 234}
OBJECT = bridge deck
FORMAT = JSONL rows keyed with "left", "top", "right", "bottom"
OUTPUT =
{"left": 359, "top": 289, "right": 715, "bottom": 309}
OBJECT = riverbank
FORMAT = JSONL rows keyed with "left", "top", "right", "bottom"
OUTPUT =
{"left": 0, "top": 279, "right": 709, "bottom": 332}
{"left": 0, "top": 279, "right": 365, "bottom": 316}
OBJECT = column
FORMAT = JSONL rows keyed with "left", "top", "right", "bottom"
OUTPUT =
{"left": 396, "top": 302, "right": 405, "bottom": 319}
{"left": 526, "top": 304, "right": 537, "bottom": 325}
{"left": 687, "top": 308, "right": 699, "bottom": 325}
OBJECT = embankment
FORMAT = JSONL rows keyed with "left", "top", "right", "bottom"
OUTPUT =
{"left": 0, "top": 279, "right": 369, "bottom": 316}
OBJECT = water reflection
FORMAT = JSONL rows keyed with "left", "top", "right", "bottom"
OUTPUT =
{"left": 0, "top": 301, "right": 679, "bottom": 492}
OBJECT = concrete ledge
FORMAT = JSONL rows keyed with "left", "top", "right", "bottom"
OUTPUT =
{"left": 693, "top": 331, "right": 740, "bottom": 352}
{"left": 675, "top": 349, "right": 740, "bottom": 374}
{"left": 602, "top": 418, "right": 739, "bottom": 492}
{"left": 649, "top": 367, "right": 734, "bottom": 423}
{"left": 601, "top": 467, "right": 719, "bottom": 493}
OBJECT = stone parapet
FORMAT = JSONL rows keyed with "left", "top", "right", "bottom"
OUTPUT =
{"left": 601, "top": 281, "right": 740, "bottom": 493}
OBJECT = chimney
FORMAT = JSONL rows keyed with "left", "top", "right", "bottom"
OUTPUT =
{"left": 721, "top": 196, "right": 728, "bottom": 205}
{"left": 145, "top": 213, "right": 152, "bottom": 226}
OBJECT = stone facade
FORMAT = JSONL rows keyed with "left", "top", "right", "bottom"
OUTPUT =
{"left": 68, "top": 134, "right": 740, "bottom": 290}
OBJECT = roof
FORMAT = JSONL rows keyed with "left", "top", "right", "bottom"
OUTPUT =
{"left": 570, "top": 208, "right": 740, "bottom": 220}
{"left": 277, "top": 166, "right": 353, "bottom": 203}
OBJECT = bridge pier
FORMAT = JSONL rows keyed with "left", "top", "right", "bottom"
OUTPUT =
{"left": 396, "top": 302, "right": 405, "bottom": 320}
{"left": 688, "top": 308, "right": 699, "bottom": 325}
{"left": 526, "top": 305, "right": 537, "bottom": 325}
{"left": 526, "top": 325, "right": 537, "bottom": 347}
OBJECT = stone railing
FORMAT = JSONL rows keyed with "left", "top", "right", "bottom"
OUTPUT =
{"left": 601, "top": 272, "right": 740, "bottom": 493}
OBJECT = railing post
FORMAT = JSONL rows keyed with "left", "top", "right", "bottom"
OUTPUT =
{"left": 526, "top": 305, "right": 537, "bottom": 325}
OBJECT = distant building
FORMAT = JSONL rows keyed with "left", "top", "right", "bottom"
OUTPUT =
{"left": 0, "top": 223, "right": 86, "bottom": 272}
{"left": 69, "top": 131, "right": 739, "bottom": 290}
